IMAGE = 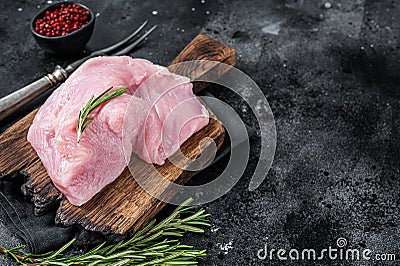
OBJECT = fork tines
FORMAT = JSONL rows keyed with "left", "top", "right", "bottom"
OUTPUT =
{"left": 99, "top": 21, "right": 158, "bottom": 56}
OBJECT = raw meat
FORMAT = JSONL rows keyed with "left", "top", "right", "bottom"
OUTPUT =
{"left": 132, "top": 69, "right": 209, "bottom": 164}
{"left": 27, "top": 56, "right": 209, "bottom": 206}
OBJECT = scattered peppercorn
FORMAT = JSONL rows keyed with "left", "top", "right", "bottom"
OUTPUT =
{"left": 34, "top": 4, "right": 90, "bottom": 37}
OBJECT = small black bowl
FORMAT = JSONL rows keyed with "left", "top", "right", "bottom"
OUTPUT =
{"left": 30, "top": 2, "right": 95, "bottom": 55}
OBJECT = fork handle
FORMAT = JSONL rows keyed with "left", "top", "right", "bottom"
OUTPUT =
{"left": 0, "top": 66, "right": 68, "bottom": 121}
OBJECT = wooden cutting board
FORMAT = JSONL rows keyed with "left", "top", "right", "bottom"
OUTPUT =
{"left": 0, "top": 35, "right": 236, "bottom": 235}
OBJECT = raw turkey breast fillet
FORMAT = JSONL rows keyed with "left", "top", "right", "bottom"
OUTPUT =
{"left": 27, "top": 56, "right": 209, "bottom": 206}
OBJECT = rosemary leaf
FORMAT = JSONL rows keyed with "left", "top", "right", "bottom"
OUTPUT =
{"left": 0, "top": 198, "right": 209, "bottom": 265}
{"left": 77, "top": 86, "right": 128, "bottom": 142}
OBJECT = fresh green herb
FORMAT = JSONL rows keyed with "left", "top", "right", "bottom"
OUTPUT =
{"left": 0, "top": 198, "right": 210, "bottom": 265}
{"left": 77, "top": 86, "right": 128, "bottom": 143}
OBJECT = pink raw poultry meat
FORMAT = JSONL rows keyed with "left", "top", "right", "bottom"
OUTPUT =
{"left": 27, "top": 56, "right": 209, "bottom": 206}
{"left": 132, "top": 69, "right": 209, "bottom": 164}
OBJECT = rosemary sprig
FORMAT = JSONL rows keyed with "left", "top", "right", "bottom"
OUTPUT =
{"left": 77, "top": 86, "right": 128, "bottom": 143}
{"left": 0, "top": 198, "right": 210, "bottom": 265}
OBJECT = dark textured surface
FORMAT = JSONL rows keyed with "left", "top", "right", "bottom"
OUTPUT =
{"left": 1, "top": 0, "right": 400, "bottom": 265}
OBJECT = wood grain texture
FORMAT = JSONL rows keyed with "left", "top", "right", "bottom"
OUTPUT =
{"left": 170, "top": 34, "right": 236, "bottom": 94}
{"left": 0, "top": 34, "right": 236, "bottom": 234}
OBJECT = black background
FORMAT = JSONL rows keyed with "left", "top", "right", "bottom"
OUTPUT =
{"left": 1, "top": 0, "right": 400, "bottom": 265}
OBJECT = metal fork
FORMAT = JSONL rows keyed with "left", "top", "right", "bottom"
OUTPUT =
{"left": 0, "top": 21, "right": 157, "bottom": 121}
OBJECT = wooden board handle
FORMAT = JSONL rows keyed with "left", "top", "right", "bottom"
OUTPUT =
{"left": 170, "top": 34, "right": 237, "bottom": 93}
{"left": 171, "top": 34, "right": 236, "bottom": 65}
